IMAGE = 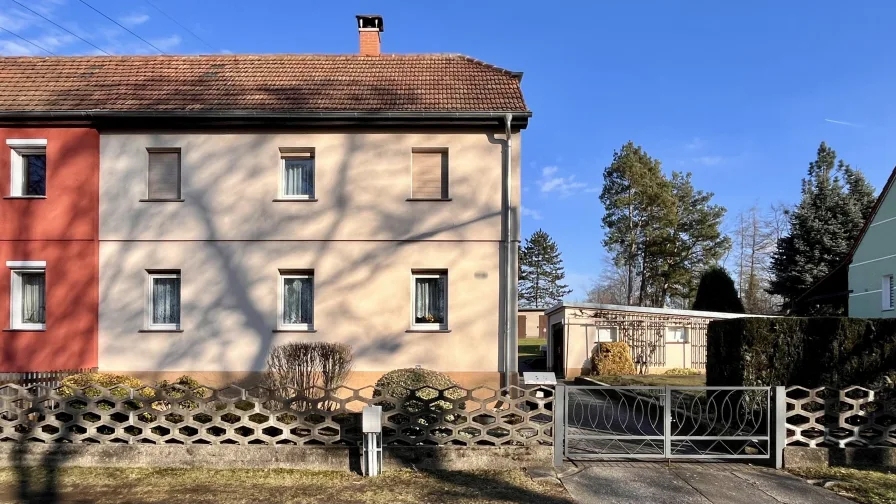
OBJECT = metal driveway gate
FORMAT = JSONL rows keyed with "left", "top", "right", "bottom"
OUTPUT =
{"left": 554, "top": 385, "right": 771, "bottom": 461}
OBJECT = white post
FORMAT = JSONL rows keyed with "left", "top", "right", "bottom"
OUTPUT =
{"left": 361, "top": 405, "right": 383, "bottom": 476}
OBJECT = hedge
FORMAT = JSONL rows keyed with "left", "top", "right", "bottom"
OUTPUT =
{"left": 706, "top": 317, "right": 896, "bottom": 387}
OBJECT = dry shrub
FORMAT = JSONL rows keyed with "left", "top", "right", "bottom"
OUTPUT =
{"left": 263, "top": 342, "right": 353, "bottom": 408}
{"left": 58, "top": 372, "right": 144, "bottom": 399}
{"left": 591, "top": 342, "right": 636, "bottom": 376}
{"left": 664, "top": 368, "right": 701, "bottom": 376}
{"left": 374, "top": 368, "right": 465, "bottom": 415}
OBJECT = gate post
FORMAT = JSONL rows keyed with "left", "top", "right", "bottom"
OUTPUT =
{"left": 663, "top": 386, "right": 672, "bottom": 458}
{"left": 553, "top": 383, "right": 565, "bottom": 467}
{"left": 774, "top": 386, "right": 786, "bottom": 469}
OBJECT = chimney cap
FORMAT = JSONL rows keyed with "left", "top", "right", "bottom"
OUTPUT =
{"left": 356, "top": 14, "right": 384, "bottom": 32}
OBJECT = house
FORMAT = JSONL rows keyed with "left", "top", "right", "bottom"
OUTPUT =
{"left": 517, "top": 307, "right": 547, "bottom": 339}
{"left": 797, "top": 166, "right": 896, "bottom": 318}
{"left": 0, "top": 15, "right": 530, "bottom": 388}
{"left": 545, "top": 302, "right": 757, "bottom": 378}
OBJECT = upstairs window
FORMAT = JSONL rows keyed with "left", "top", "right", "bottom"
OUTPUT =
{"left": 280, "top": 149, "right": 315, "bottom": 199}
{"left": 146, "top": 149, "right": 181, "bottom": 201}
{"left": 7, "top": 139, "right": 47, "bottom": 197}
{"left": 412, "top": 270, "right": 447, "bottom": 330}
{"left": 411, "top": 148, "right": 448, "bottom": 200}
{"left": 7, "top": 261, "right": 46, "bottom": 330}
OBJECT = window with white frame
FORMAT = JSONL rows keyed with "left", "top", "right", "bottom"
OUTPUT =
{"left": 7, "top": 261, "right": 46, "bottom": 330}
{"left": 7, "top": 139, "right": 47, "bottom": 197}
{"left": 146, "top": 271, "right": 181, "bottom": 330}
{"left": 595, "top": 327, "right": 617, "bottom": 342}
{"left": 280, "top": 149, "right": 315, "bottom": 199}
{"left": 279, "top": 271, "right": 314, "bottom": 330}
{"left": 883, "top": 275, "right": 895, "bottom": 311}
{"left": 666, "top": 326, "right": 688, "bottom": 343}
{"left": 412, "top": 271, "right": 447, "bottom": 330}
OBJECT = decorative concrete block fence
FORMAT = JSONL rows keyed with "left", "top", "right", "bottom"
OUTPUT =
{"left": 0, "top": 382, "right": 553, "bottom": 448}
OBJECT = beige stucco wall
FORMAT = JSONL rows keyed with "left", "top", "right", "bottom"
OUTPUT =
{"left": 98, "top": 130, "right": 520, "bottom": 386}
{"left": 518, "top": 310, "right": 543, "bottom": 338}
{"left": 99, "top": 131, "right": 519, "bottom": 242}
{"left": 850, "top": 182, "right": 896, "bottom": 318}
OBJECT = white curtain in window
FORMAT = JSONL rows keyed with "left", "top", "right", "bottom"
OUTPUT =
{"left": 415, "top": 277, "right": 445, "bottom": 324}
{"left": 284, "top": 277, "right": 313, "bottom": 324}
{"left": 284, "top": 159, "right": 314, "bottom": 196}
{"left": 22, "top": 273, "right": 45, "bottom": 324}
{"left": 152, "top": 278, "right": 180, "bottom": 324}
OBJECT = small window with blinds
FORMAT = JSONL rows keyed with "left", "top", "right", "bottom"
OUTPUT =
{"left": 883, "top": 275, "right": 894, "bottom": 311}
{"left": 145, "top": 148, "right": 182, "bottom": 201}
{"left": 279, "top": 149, "right": 315, "bottom": 199}
{"left": 411, "top": 148, "right": 449, "bottom": 200}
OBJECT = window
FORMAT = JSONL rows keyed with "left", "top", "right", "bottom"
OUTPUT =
{"left": 280, "top": 149, "right": 315, "bottom": 199}
{"left": 596, "top": 327, "right": 617, "bottom": 342}
{"left": 7, "top": 139, "right": 47, "bottom": 197}
{"left": 7, "top": 261, "right": 46, "bottom": 330}
{"left": 146, "top": 149, "right": 181, "bottom": 200}
{"left": 667, "top": 327, "right": 688, "bottom": 343}
{"left": 884, "top": 275, "right": 895, "bottom": 311}
{"left": 146, "top": 271, "right": 181, "bottom": 330}
{"left": 279, "top": 271, "right": 314, "bottom": 330}
{"left": 412, "top": 271, "right": 447, "bottom": 330}
{"left": 411, "top": 149, "right": 448, "bottom": 200}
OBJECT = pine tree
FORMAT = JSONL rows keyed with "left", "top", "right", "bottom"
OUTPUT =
{"left": 518, "top": 229, "right": 572, "bottom": 308}
{"left": 769, "top": 142, "right": 876, "bottom": 312}
{"left": 692, "top": 266, "right": 745, "bottom": 313}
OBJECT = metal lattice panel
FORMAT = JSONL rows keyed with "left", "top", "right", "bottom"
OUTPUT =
{"left": 785, "top": 386, "right": 896, "bottom": 448}
{"left": 0, "top": 383, "right": 553, "bottom": 447}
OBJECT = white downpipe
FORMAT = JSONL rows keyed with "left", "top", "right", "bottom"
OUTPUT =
{"left": 504, "top": 113, "right": 518, "bottom": 383}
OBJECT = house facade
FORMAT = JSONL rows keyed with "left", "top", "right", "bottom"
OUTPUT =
{"left": 0, "top": 128, "right": 99, "bottom": 371}
{"left": 518, "top": 307, "right": 547, "bottom": 339}
{"left": 0, "top": 16, "right": 529, "bottom": 387}
{"left": 849, "top": 167, "right": 896, "bottom": 318}
{"left": 545, "top": 303, "right": 754, "bottom": 378}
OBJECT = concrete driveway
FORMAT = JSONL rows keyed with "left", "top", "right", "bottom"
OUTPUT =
{"left": 557, "top": 462, "right": 852, "bottom": 504}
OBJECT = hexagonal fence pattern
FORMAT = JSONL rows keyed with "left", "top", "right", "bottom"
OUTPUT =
{"left": 0, "top": 383, "right": 553, "bottom": 447}
{"left": 785, "top": 386, "right": 896, "bottom": 448}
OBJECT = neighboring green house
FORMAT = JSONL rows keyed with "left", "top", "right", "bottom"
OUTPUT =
{"left": 798, "top": 167, "right": 896, "bottom": 317}
{"left": 849, "top": 167, "right": 896, "bottom": 318}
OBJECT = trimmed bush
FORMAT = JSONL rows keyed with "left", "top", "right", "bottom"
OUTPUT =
{"left": 591, "top": 342, "right": 636, "bottom": 376}
{"left": 58, "top": 372, "right": 144, "bottom": 399}
{"left": 707, "top": 317, "right": 896, "bottom": 387}
{"left": 692, "top": 266, "right": 745, "bottom": 313}
{"left": 374, "top": 368, "right": 465, "bottom": 412}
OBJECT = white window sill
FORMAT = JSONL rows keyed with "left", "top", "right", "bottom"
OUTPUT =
{"left": 406, "top": 328, "right": 451, "bottom": 333}
{"left": 4, "top": 327, "right": 46, "bottom": 332}
{"left": 139, "top": 328, "right": 183, "bottom": 333}
{"left": 273, "top": 328, "right": 317, "bottom": 333}
{"left": 4, "top": 195, "right": 47, "bottom": 199}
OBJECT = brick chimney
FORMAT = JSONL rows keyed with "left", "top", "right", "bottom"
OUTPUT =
{"left": 356, "top": 15, "right": 384, "bottom": 56}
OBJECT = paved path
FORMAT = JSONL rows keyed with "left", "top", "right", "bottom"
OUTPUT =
{"left": 558, "top": 462, "right": 852, "bottom": 504}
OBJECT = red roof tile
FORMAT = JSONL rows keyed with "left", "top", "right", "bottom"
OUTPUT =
{"left": 0, "top": 54, "right": 528, "bottom": 113}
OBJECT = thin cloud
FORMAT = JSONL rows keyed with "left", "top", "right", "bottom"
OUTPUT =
{"left": 825, "top": 118, "right": 862, "bottom": 127}
{"left": 120, "top": 13, "right": 150, "bottom": 28}
{"left": 150, "top": 34, "right": 182, "bottom": 51}
{"left": 694, "top": 156, "right": 725, "bottom": 166}
{"left": 520, "top": 206, "right": 543, "bottom": 221}
{"left": 685, "top": 137, "right": 706, "bottom": 150}
{"left": 537, "top": 165, "right": 592, "bottom": 196}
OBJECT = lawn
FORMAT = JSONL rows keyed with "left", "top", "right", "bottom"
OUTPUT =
{"left": 587, "top": 374, "right": 706, "bottom": 387}
{"left": 787, "top": 466, "right": 896, "bottom": 504}
{"left": 518, "top": 338, "right": 546, "bottom": 358}
{"left": 0, "top": 467, "right": 574, "bottom": 504}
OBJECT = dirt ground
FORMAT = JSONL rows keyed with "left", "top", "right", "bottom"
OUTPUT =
{"left": 0, "top": 467, "right": 574, "bottom": 504}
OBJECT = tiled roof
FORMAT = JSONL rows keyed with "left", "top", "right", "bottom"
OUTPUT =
{"left": 0, "top": 54, "right": 528, "bottom": 113}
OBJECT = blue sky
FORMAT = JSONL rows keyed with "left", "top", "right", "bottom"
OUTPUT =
{"left": 3, "top": 1, "right": 896, "bottom": 299}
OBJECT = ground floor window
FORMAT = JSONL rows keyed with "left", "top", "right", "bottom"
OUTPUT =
{"left": 147, "top": 271, "right": 181, "bottom": 330}
{"left": 8, "top": 261, "right": 46, "bottom": 330}
{"left": 666, "top": 326, "right": 688, "bottom": 343}
{"left": 412, "top": 270, "right": 447, "bottom": 330}
{"left": 279, "top": 271, "right": 314, "bottom": 330}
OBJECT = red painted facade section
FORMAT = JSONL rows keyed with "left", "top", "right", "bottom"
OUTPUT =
{"left": 0, "top": 128, "right": 99, "bottom": 371}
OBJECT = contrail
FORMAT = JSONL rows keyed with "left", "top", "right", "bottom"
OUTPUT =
{"left": 825, "top": 118, "right": 860, "bottom": 127}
